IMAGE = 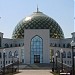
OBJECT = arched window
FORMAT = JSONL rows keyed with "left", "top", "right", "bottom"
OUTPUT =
{"left": 59, "top": 44, "right": 60, "bottom": 47}
{"left": 63, "top": 51, "right": 66, "bottom": 58}
{"left": 0, "top": 52, "right": 2, "bottom": 58}
{"left": 30, "top": 35, "right": 43, "bottom": 64}
{"left": 67, "top": 43, "right": 71, "bottom": 48}
{"left": 54, "top": 43, "right": 57, "bottom": 47}
{"left": 9, "top": 51, "right": 12, "bottom": 58}
{"left": 5, "top": 52, "right": 7, "bottom": 58}
{"left": 57, "top": 50, "right": 60, "bottom": 58}
{"left": 0, "top": 37, "right": 1, "bottom": 47}
{"left": 74, "top": 52, "right": 75, "bottom": 57}
{"left": 14, "top": 50, "right": 18, "bottom": 57}
{"left": 50, "top": 43, "right": 53, "bottom": 46}
{"left": 63, "top": 44, "right": 65, "bottom": 48}
{"left": 10, "top": 44, "right": 12, "bottom": 47}
{"left": 67, "top": 51, "right": 71, "bottom": 58}
{"left": 19, "top": 44, "right": 20, "bottom": 46}
{"left": 15, "top": 44, "right": 17, "bottom": 47}
{"left": 5, "top": 43, "right": 9, "bottom": 48}
{"left": 22, "top": 43, "right": 24, "bottom": 46}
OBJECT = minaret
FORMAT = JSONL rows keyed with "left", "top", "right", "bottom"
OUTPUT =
{"left": 37, "top": 5, "right": 39, "bottom": 12}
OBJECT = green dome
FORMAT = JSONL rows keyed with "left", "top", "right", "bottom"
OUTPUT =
{"left": 12, "top": 11, "right": 64, "bottom": 39}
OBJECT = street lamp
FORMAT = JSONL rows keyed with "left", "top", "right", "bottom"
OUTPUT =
{"left": 12, "top": 53, "right": 14, "bottom": 74}
{"left": 60, "top": 49, "right": 63, "bottom": 72}
{"left": 55, "top": 52, "right": 58, "bottom": 70}
{"left": 3, "top": 49, "right": 5, "bottom": 75}
{"left": 71, "top": 40, "right": 75, "bottom": 75}
{"left": 52, "top": 55, "right": 54, "bottom": 72}
{"left": 17, "top": 56, "right": 19, "bottom": 72}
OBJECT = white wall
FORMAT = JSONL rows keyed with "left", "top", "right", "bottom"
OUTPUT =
{"left": 50, "top": 47, "right": 75, "bottom": 66}
{"left": 24, "top": 29, "right": 50, "bottom": 64}
{"left": 0, "top": 47, "right": 22, "bottom": 68}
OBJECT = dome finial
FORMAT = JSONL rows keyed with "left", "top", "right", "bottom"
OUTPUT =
{"left": 37, "top": 5, "right": 39, "bottom": 12}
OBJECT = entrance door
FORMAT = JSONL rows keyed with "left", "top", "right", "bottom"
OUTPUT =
{"left": 34, "top": 55, "right": 40, "bottom": 63}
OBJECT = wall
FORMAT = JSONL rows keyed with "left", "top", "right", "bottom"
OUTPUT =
{"left": 24, "top": 29, "right": 50, "bottom": 64}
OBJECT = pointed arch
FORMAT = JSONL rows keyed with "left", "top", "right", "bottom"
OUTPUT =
{"left": 63, "top": 51, "right": 66, "bottom": 58}
{"left": 14, "top": 50, "right": 18, "bottom": 57}
{"left": 67, "top": 51, "right": 71, "bottom": 58}
{"left": 30, "top": 35, "right": 43, "bottom": 64}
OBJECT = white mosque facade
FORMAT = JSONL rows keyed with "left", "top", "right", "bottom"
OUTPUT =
{"left": 0, "top": 10, "right": 75, "bottom": 68}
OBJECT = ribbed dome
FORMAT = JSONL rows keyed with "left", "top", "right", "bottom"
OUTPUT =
{"left": 12, "top": 11, "right": 64, "bottom": 39}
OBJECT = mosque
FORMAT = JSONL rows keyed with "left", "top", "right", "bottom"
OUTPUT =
{"left": 0, "top": 8, "right": 75, "bottom": 68}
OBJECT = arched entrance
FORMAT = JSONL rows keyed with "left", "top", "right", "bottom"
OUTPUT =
{"left": 30, "top": 35, "right": 43, "bottom": 64}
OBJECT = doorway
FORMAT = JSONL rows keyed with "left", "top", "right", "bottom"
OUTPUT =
{"left": 34, "top": 55, "right": 40, "bottom": 63}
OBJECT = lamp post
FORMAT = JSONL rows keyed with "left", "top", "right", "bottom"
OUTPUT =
{"left": 71, "top": 40, "right": 75, "bottom": 75}
{"left": 55, "top": 53, "right": 58, "bottom": 70}
{"left": 17, "top": 56, "right": 19, "bottom": 72}
{"left": 60, "top": 49, "right": 63, "bottom": 72}
{"left": 12, "top": 53, "right": 14, "bottom": 74}
{"left": 52, "top": 55, "right": 54, "bottom": 72}
{"left": 3, "top": 49, "right": 5, "bottom": 75}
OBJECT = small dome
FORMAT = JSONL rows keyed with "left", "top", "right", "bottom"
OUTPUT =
{"left": 12, "top": 11, "right": 64, "bottom": 39}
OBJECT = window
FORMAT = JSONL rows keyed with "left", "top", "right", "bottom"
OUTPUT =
{"left": 22, "top": 59, "right": 24, "bottom": 63}
{"left": 15, "top": 44, "right": 17, "bottom": 47}
{"left": 19, "top": 44, "right": 20, "bottom": 46}
{"left": 64, "top": 61, "right": 66, "bottom": 64}
{"left": 74, "top": 52, "right": 75, "bottom": 56}
{"left": 5, "top": 52, "right": 7, "bottom": 58}
{"left": 67, "top": 61, "right": 69, "bottom": 64}
{"left": 70, "top": 61, "right": 71, "bottom": 64}
{"left": 0, "top": 52, "right": 2, "bottom": 58}
{"left": 21, "top": 49, "right": 24, "bottom": 63}
{"left": 22, "top": 43, "right": 24, "bottom": 46}
{"left": 10, "top": 44, "right": 12, "bottom": 47}
{"left": 30, "top": 35, "right": 43, "bottom": 64}
{"left": 9, "top": 61, "right": 10, "bottom": 64}
{"left": 59, "top": 44, "right": 60, "bottom": 47}
{"left": 54, "top": 43, "right": 57, "bottom": 47}
{"left": 63, "top": 51, "right": 66, "bottom": 58}
{"left": 11, "top": 61, "right": 13, "bottom": 63}
{"left": 6, "top": 61, "right": 7, "bottom": 64}
{"left": 9, "top": 51, "right": 12, "bottom": 58}
{"left": 0, "top": 37, "right": 1, "bottom": 47}
{"left": 1, "top": 61, "right": 2, "bottom": 64}
{"left": 5, "top": 43, "right": 9, "bottom": 48}
{"left": 63, "top": 44, "right": 65, "bottom": 48}
{"left": 56, "top": 50, "right": 60, "bottom": 58}
{"left": 67, "top": 51, "right": 71, "bottom": 58}
{"left": 67, "top": 43, "right": 71, "bottom": 48}
{"left": 74, "top": 37, "right": 75, "bottom": 42}
{"left": 50, "top": 43, "right": 53, "bottom": 46}
{"left": 14, "top": 50, "right": 18, "bottom": 57}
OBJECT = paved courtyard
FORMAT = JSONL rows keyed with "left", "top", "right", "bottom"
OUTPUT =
{"left": 14, "top": 70, "right": 53, "bottom": 75}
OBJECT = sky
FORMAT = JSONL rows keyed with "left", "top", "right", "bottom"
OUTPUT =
{"left": 0, "top": 0, "right": 74, "bottom": 38}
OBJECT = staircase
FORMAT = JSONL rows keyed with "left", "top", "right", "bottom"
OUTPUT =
{"left": 19, "top": 63, "right": 53, "bottom": 70}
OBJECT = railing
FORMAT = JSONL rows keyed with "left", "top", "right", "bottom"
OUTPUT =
{"left": 57, "top": 61, "right": 72, "bottom": 73}
{"left": 0, "top": 61, "right": 19, "bottom": 75}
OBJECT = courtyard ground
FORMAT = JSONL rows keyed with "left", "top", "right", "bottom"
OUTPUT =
{"left": 14, "top": 70, "right": 53, "bottom": 75}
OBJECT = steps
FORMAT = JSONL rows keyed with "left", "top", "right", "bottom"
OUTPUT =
{"left": 19, "top": 63, "right": 53, "bottom": 70}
